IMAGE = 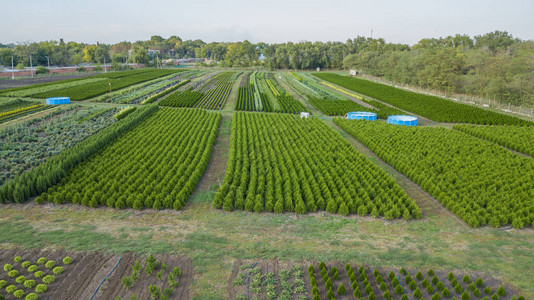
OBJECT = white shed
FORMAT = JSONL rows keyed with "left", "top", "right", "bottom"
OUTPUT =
{"left": 300, "top": 112, "right": 310, "bottom": 119}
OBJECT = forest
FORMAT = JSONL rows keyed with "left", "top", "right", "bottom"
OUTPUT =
{"left": 1, "top": 31, "right": 532, "bottom": 106}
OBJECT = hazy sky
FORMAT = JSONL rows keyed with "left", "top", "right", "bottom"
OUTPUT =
{"left": 2, "top": 0, "right": 533, "bottom": 45}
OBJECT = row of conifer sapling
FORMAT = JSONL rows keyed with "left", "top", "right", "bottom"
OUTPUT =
{"left": 306, "top": 261, "right": 524, "bottom": 300}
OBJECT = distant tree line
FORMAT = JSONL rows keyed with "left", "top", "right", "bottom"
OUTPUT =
{"left": 0, "top": 31, "right": 532, "bottom": 105}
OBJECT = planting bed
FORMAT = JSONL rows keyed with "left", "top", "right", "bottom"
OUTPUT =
{"left": 228, "top": 260, "right": 524, "bottom": 300}
{"left": 0, "top": 248, "right": 191, "bottom": 300}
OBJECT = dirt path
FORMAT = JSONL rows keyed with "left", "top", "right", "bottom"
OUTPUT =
{"left": 189, "top": 113, "right": 233, "bottom": 204}
{"left": 324, "top": 118, "right": 464, "bottom": 224}
{"left": 223, "top": 73, "right": 243, "bottom": 111}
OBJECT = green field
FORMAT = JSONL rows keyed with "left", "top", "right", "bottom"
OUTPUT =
{"left": 0, "top": 68, "right": 532, "bottom": 299}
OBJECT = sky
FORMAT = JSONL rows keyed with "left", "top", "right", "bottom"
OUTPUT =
{"left": 1, "top": 0, "right": 533, "bottom": 45}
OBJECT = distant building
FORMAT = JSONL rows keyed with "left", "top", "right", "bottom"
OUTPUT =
{"left": 147, "top": 49, "right": 161, "bottom": 57}
{"left": 350, "top": 70, "right": 358, "bottom": 76}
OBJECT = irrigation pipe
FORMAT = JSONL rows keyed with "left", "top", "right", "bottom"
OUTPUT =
{"left": 246, "top": 262, "right": 258, "bottom": 300}
{"left": 89, "top": 257, "right": 122, "bottom": 300}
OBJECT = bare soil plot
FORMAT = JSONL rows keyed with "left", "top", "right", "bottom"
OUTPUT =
{"left": 0, "top": 248, "right": 192, "bottom": 300}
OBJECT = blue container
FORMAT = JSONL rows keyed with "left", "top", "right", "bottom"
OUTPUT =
{"left": 346, "top": 111, "right": 377, "bottom": 121}
{"left": 387, "top": 115, "right": 418, "bottom": 126}
{"left": 46, "top": 97, "right": 70, "bottom": 105}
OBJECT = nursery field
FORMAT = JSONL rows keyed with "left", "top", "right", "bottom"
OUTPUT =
{"left": 228, "top": 260, "right": 523, "bottom": 300}
{"left": 0, "top": 105, "right": 117, "bottom": 185}
{"left": 213, "top": 112, "right": 422, "bottom": 219}
{"left": 0, "top": 69, "right": 182, "bottom": 101}
{"left": 160, "top": 72, "right": 236, "bottom": 109}
{"left": 0, "top": 68, "right": 534, "bottom": 299}
{"left": 39, "top": 108, "right": 220, "bottom": 210}
{"left": 0, "top": 248, "right": 192, "bottom": 300}
{"left": 453, "top": 125, "right": 534, "bottom": 157}
{"left": 314, "top": 73, "right": 531, "bottom": 125}
{"left": 334, "top": 119, "right": 534, "bottom": 228}
{"left": 0, "top": 99, "right": 50, "bottom": 124}
{"left": 235, "top": 72, "right": 273, "bottom": 112}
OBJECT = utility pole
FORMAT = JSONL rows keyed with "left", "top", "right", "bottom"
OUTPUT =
{"left": 103, "top": 56, "right": 107, "bottom": 73}
{"left": 45, "top": 56, "right": 50, "bottom": 69}
{"left": 109, "top": 82, "right": 112, "bottom": 102}
{"left": 29, "top": 54, "right": 34, "bottom": 77}
{"left": 371, "top": 29, "right": 373, "bottom": 39}
{"left": 11, "top": 56, "right": 15, "bottom": 80}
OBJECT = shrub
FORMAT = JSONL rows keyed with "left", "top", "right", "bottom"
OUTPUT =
{"left": 27, "top": 265, "right": 38, "bottom": 273}
{"left": 422, "top": 278, "right": 430, "bottom": 287}
{"left": 427, "top": 285, "right": 434, "bottom": 294}
{"left": 21, "top": 261, "right": 31, "bottom": 269}
{"left": 406, "top": 275, "right": 413, "bottom": 284}
{"left": 368, "top": 292, "right": 376, "bottom": 300}
{"left": 463, "top": 275, "right": 470, "bottom": 284}
{"left": 53, "top": 267, "right": 64, "bottom": 275}
{"left": 414, "top": 288, "right": 422, "bottom": 298}
{"left": 13, "top": 290, "right": 24, "bottom": 299}
{"left": 24, "top": 280, "right": 36, "bottom": 289}
{"left": 388, "top": 271, "right": 395, "bottom": 281}
{"left": 474, "top": 289, "right": 481, "bottom": 297}
{"left": 148, "top": 284, "right": 161, "bottom": 299}
{"left": 42, "top": 275, "right": 55, "bottom": 284}
{"left": 401, "top": 295, "right": 409, "bottom": 300}
{"left": 455, "top": 283, "right": 464, "bottom": 293}
{"left": 122, "top": 277, "right": 133, "bottom": 290}
{"left": 25, "top": 293, "right": 38, "bottom": 300}
{"left": 448, "top": 272, "right": 455, "bottom": 281}
{"left": 34, "top": 271, "right": 44, "bottom": 279}
{"left": 384, "top": 290, "right": 392, "bottom": 300}
{"left": 380, "top": 282, "right": 387, "bottom": 291}
{"left": 432, "top": 292, "right": 441, "bottom": 300}
{"left": 14, "top": 256, "right": 22, "bottom": 263}
{"left": 442, "top": 287, "right": 451, "bottom": 297}
{"left": 16, "top": 276, "right": 26, "bottom": 284}
{"left": 8, "top": 270, "right": 19, "bottom": 278}
{"left": 428, "top": 269, "right": 435, "bottom": 276}
{"left": 437, "top": 281, "right": 445, "bottom": 291}
{"left": 400, "top": 267, "right": 407, "bottom": 275}
{"left": 353, "top": 287, "right": 361, "bottom": 298}
{"left": 0, "top": 280, "right": 6, "bottom": 288}
{"left": 409, "top": 281, "right": 417, "bottom": 290}
{"left": 337, "top": 283, "right": 346, "bottom": 295}
{"left": 395, "top": 285, "right": 403, "bottom": 295}
{"left": 484, "top": 287, "right": 492, "bottom": 295}
{"left": 172, "top": 267, "right": 181, "bottom": 277}
{"left": 62, "top": 257, "right": 73, "bottom": 265}
{"left": 432, "top": 275, "right": 439, "bottom": 285}
{"left": 475, "top": 277, "right": 483, "bottom": 287}
{"left": 497, "top": 286, "right": 506, "bottom": 297}
{"left": 461, "top": 290, "right": 470, "bottom": 300}
{"left": 491, "top": 295, "right": 499, "bottom": 300}
{"left": 35, "top": 284, "right": 47, "bottom": 293}
{"left": 6, "top": 285, "right": 17, "bottom": 294}
{"left": 45, "top": 261, "right": 56, "bottom": 269}
{"left": 3, "top": 264, "right": 12, "bottom": 271}
{"left": 416, "top": 271, "right": 424, "bottom": 280}
{"left": 36, "top": 258, "right": 46, "bottom": 265}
